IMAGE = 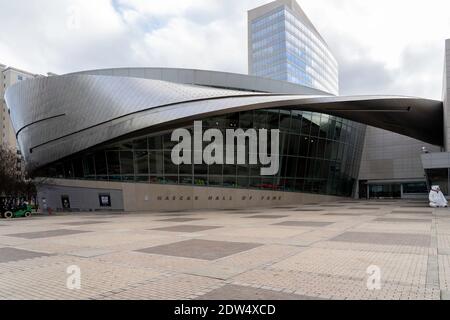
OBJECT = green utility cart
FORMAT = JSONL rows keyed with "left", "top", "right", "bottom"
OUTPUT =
{"left": 1, "top": 204, "right": 33, "bottom": 219}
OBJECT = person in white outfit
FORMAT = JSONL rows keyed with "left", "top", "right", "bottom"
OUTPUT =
{"left": 429, "top": 185, "right": 448, "bottom": 208}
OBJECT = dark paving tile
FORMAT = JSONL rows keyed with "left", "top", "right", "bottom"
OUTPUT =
{"left": 244, "top": 215, "right": 289, "bottom": 219}
{"left": 294, "top": 208, "right": 324, "bottom": 212}
{"left": 60, "top": 221, "right": 108, "bottom": 226}
{"left": 6, "top": 229, "right": 91, "bottom": 239}
{"left": 324, "top": 213, "right": 363, "bottom": 216}
{"left": 400, "top": 205, "right": 430, "bottom": 208}
{"left": 373, "top": 218, "right": 432, "bottom": 223}
{"left": 198, "top": 285, "right": 318, "bottom": 300}
{"left": 372, "top": 203, "right": 399, "bottom": 205}
{"left": 83, "top": 215, "right": 121, "bottom": 219}
{"left": 320, "top": 204, "right": 346, "bottom": 207}
{"left": 0, "top": 247, "right": 52, "bottom": 263}
{"left": 330, "top": 232, "right": 431, "bottom": 247}
{"left": 225, "top": 211, "right": 261, "bottom": 215}
{"left": 349, "top": 207, "right": 380, "bottom": 210}
{"left": 272, "top": 206, "right": 298, "bottom": 209}
{"left": 151, "top": 225, "right": 222, "bottom": 233}
{"left": 158, "top": 218, "right": 204, "bottom": 223}
{"left": 157, "top": 213, "right": 191, "bottom": 217}
{"left": 274, "top": 221, "right": 334, "bottom": 227}
{"left": 136, "top": 239, "right": 261, "bottom": 260}
{"left": 391, "top": 210, "right": 432, "bottom": 215}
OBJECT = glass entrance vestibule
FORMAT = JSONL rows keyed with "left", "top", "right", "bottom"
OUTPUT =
{"left": 359, "top": 181, "right": 428, "bottom": 199}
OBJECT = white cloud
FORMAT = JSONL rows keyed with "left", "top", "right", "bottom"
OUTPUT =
{"left": 299, "top": 0, "right": 450, "bottom": 98}
{"left": 0, "top": 0, "right": 448, "bottom": 99}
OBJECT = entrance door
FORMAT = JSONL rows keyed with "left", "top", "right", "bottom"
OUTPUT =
{"left": 61, "top": 195, "right": 71, "bottom": 210}
{"left": 369, "top": 184, "right": 401, "bottom": 199}
{"left": 359, "top": 180, "right": 368, "bottom": 199}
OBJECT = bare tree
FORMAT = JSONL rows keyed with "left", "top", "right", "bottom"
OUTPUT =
{"left": 0, "top": 145, "right": 36, "bottom": 199}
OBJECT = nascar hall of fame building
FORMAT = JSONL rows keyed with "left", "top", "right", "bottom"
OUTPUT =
{"left": 4, "top": 0, "right": 450, "bottom": 212}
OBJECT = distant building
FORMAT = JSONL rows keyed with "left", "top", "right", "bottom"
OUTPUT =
{"left": 1, "top": 63, "right": 37, "bottom": 150}
{"left": 1, "top": 63, "right": 38, "bottom": 177}
{"left": 248, "top": 0, "right": 339, "bottom": 95}
{"left": 248, "top": 0, "right": 441, "bottom": 199}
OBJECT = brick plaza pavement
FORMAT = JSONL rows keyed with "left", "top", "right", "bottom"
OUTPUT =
{"left": 1, "top": 199, "right": 450, "bottom": 300}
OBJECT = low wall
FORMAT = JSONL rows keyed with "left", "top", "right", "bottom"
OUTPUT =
{"left": 36, "top": 178, "right": 347, "bottom": 212}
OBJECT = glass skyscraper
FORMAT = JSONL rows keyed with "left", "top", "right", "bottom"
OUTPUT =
{"left": 248, "top": 0, "right": 339, "bottom": 95}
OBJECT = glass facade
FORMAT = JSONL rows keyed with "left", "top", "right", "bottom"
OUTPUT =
{"left": 249, "top": 5, "right": 339, "bottom": 95}
{"left": 38, "top": 109, "right": 366, "bottom": 197}
{"left": 368, "top": 184, "right": 402, "bottom": 199}
{"left": 362, "top": 182, "right": 428, "bottom": 199}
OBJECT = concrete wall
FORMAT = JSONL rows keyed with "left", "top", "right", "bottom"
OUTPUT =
{"left": 37, "top": 178, "right": 346, "bottom": 212}
{"left": 358, "top": 126, "right": 441, "bottom": 182}
{"left": 421, "top": 152, "right": 450, "bottom": 169}
{"left": 37, "top": 184, "right": 124, "bottom": 212}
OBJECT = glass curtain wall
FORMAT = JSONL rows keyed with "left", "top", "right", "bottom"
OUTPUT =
{"left": 39, "top": 109, "right": 366, "bottom": 197}
{"left": 250, "top": 6, "right": 339, "bottom": 95}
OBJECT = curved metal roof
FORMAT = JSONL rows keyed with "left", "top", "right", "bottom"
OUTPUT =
{"left": 67, "top": 67, "right": 331, "bottom": 96}
{"left": 4, "top": 68, "right": 443, "bottom": 170}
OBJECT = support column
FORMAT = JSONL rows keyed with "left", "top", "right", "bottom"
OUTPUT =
{"left": 443, "top": 39, "right": 450, "bottom": 151}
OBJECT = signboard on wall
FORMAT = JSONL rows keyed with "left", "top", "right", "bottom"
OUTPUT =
{"left": 61, "top": 195, "right": 70, "bottom": 209}
{"left": 99, "top": 194, "right": 111, "bottom": 207}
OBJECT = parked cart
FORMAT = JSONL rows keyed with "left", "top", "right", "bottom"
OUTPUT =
{"left": 1, "top": 198, "right": 33, "bottom": 219}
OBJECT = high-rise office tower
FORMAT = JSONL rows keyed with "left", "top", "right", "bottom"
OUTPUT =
{"left": 248, "top": 1, "right": 441, "bottom": 199}
{"left": 248, "top": 0, "right": 339, "bottom": 95}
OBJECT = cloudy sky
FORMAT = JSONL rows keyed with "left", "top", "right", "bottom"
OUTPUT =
{"left": 0, "top": 0, "right": 449, "bottom": 99}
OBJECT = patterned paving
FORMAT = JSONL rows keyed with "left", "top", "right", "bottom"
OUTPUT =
{"left": 324, "top": 213, "right": 363, "bottom": 216}
{"left": 157, "top": 218, "right": 204, "bottom": 223}
{"left": 0, "top": 199, "right": 450, "bottom": 300}
{"left": 224, "top": 211, "right": 261, "bottom": 215}
{"left": 198, "top": 284, "right": 316, "bottom": 300}
{"left": 136, "top": 239, "right": 262, "bottom": 261}
{"left": 374, "top": 218, "right": 432, "bottom": 223}
{"left": 157, "top": 213, "right": 192, "bottom": 217}
{"left": 244, "top": 215, "right": 289, "bottom": 219}
{"left": 0, "top": 248, "right": 52, "bottom": 263}
{"left": 274, "top": 221, "right": 334, "bottom": 227}
{"left": 391, "top": 210, "right": 432, "bottom": 215}
{"left": 329, "top": 232, "right": 431, "bottom": 247}
{"left": 151, "top": 225, "right": 222, "bottom": 233}
{"left": 5, "top": 229, "right": 91, "bottom": 239}
{"left": 60, "top": 221, "right": 108, "bottom": 226}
